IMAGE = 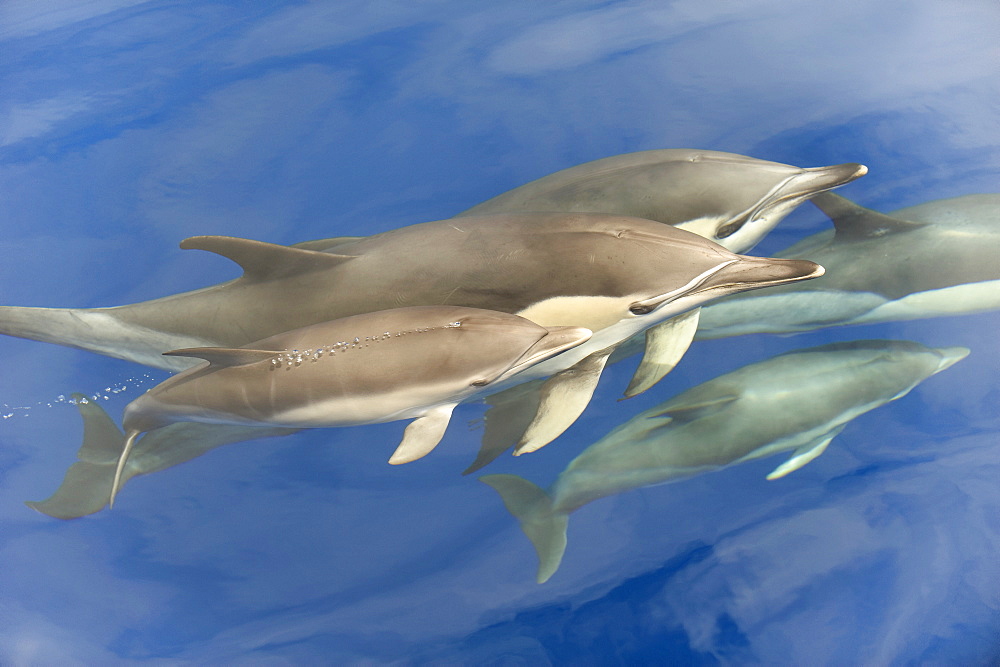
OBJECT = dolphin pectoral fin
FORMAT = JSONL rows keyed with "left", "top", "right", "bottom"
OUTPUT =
{"left": 180, "top": 236, "right": 355, "bottom": 282}
{"left": 110, "top": 430, "right": 141, "bottom": 508}
{"left": 389, "top": 404, "right": 456, "bottom": 465}
{"left": 766, "top": 426, "right": 844, "bottom": 480}
{"left": 480, "top": 474, "right": 568, "bottom": 584}
{"left": 623, "top": 308, "right": 701, "bottom": 399}
{"left": 463, "top": 381, "right": 544, "bottom": 475}
{"left": 514, "top": 347, "right": 615, "bottom": 456}
{"left": 163, "top": 347, "right": 280, "bottom": 367}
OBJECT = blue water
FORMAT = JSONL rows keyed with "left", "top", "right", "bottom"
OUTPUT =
{"left": 2, "top": 1, "right": 999, "bottom": 663}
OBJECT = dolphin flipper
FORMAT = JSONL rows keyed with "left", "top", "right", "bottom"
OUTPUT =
{"left": 389, "top": 404, "right": 457, "bottom": 465}
{"left": 514, "top": 346, "right": 615, "bottom": 455}
{"left": 623, "top": 308, "right": 701, "bottom": 399}
{"left": 480, "top": 474, "right": 568, "bottom": 584}
{"left": 463, "top": 381, "right": 544, "bottom": 475}
{"left": 765, "top": 426, "right": 844, "bottom": 480}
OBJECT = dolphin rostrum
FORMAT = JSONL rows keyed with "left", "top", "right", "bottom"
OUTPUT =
{"left": 304, "top": 150, "right": 866, "bottom": 394}
{"left": 481, "top": 339, "right": 969, "bottom": 583}
{"left": 95, "top": 305, "right": 592, "bottom": 507}
{"left": 697, "top": 192, "right": 1000, "bottom": 338}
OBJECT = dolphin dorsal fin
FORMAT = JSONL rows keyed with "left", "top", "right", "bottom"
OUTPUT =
{"left": 810, "top": 192, "right": 925, "bottom": 240}
{"left": 163, "top": 347, "right": 280, "bottom": 367}
{"left": 180, "top": 236, "right": 355, "bottom": 282}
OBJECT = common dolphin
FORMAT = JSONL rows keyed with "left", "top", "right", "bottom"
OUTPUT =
{"left": 99, "top": 305, "right": 592, "bottom": 507}
{"left": 697, "top": 193, "right": 1000, "bottom": 338}
{"left": 458, "top": 149, "right": 867, "bottom": 253}
{"left": 0, "top": 212, "right": 817, "bottom": 371}
{"left": 481, "top": 339, "right": 968, "bottom": 583}
{"left": 304, "top": 150, "right": 866, "bottom": 394}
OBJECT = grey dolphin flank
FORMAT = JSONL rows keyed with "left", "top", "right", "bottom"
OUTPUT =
{"left": 95, "top": 305, "right": 591, "bottom": 507}
{"left": 697, "top": 192, "right": 1000, "bottom": 338}
{"left": 481, "top": 340, "right": 968, "bottom": 583}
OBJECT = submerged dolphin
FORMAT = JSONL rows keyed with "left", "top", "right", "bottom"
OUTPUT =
{"left": 302, "top": 150, "right": 865, "bottom": 394}
{"left": 481, "top": 339, "right": 968, "bottom": 583}
{"left": 698, "top": 193, "right": 1000, "bottom": 338}
{"left": 98, "top": 305, "right": 592, "bottom": 507}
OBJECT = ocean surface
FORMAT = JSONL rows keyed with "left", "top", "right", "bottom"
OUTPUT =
{"left": 2, "top": 1, "right": 999, "bottom": 664}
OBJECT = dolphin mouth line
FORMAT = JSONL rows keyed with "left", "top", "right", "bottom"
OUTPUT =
{"left": 628, "top": 260, "right": 740, "bottom": 314}
{"left": 693, "top": 262, "right": 826, "bottom": 296}
{"left": 742, "top": 164, "right": 869, "bottom": 227}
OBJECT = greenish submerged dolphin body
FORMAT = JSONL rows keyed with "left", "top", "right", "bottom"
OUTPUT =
{"left": 481, "top": 339, "right": 968, "bottom": 583}
{"left": 697, "top": 193, "right": 1000, "bottom": 338}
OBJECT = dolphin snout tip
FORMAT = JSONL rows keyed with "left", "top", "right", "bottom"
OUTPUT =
{"left": 934, "top": 346, "right": 971, "bottom": 371}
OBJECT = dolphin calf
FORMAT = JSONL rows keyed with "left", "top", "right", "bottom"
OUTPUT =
{"left": 90, "top": 305, "right": 593, "bottom": 507}
{"left": 481, "top": 339, "right": 968, "bottom": 583}
{"left": 302, "top": 150, "right": 866, "bottom": 394}
{"left": 698, "top": 192, "right": 1000, "bottom": 338}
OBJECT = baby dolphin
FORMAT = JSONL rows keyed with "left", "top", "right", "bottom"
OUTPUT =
{"left": 106, "top": 305, "right": 591, "bottom": 507}
{"left": 482, "top": 340, "right": 968, "bottom": 583}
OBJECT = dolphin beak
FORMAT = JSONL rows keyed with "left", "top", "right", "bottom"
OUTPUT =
{"left": 696, "top": 256, "right": 825, "bottom": 296}
{"left": 933, "top": 346, "right": 971, "bottom": 372}
{"left": 768, "top": 163, "right": 868, "bottom": 206}
{"left": 629, "top": 256, "right": 824, "bottom": 313}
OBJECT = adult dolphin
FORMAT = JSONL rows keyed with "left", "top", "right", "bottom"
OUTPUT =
{"left": 300, "top": 150, "right": 866, "bottom": 395}
{"left": 481, "top": 339, "right": 969, "bottom": 583}
{"left": 0, "top": 212, "right": 819, "bottom": 374}
{"left": 697, "top": 193, "right": 1000, "bottom": 338}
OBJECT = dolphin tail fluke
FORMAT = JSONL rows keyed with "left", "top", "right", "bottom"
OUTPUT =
{"left": 25, "top": 394, "right": 126, "bottom": 519}
{"left": 480, "top": 474, "right": 568, "bottom": 583}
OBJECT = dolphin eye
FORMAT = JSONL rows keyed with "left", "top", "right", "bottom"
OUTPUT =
{"left": 717, "top": 221, "right": 742, "bottom": 239}
{"left": 629, "top": 303, "right": 654, "bottom": 315}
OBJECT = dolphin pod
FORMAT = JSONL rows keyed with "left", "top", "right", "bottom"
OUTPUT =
{"left": 0, "top": 150, "right": 864, "bottom": 391}
{"left": 22, "top": 210, "right": 824, "bottom": 517}
{"left": 697, "top": 192, "right": 1000, "bottom": 338}
{"left": 481, "top": 340, "right": 969, "bottom": 583}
